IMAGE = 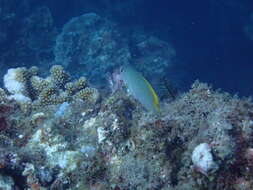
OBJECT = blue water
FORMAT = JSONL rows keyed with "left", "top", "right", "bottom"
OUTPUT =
{"left": 1, "top": 0, "right": 253, "bottom": 96}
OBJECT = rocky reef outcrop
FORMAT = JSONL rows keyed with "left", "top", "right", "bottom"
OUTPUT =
{"left": 0, "top": 67, "right": 253, "bottom": 189}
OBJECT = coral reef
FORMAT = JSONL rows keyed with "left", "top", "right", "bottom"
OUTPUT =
{"left": 0, "top": 4, "right": 179, "bottom": 95}
{"left": 0, "top": 1, "right": 253, "bottom": 189}
{"left": 3, "top": 65, "right": 99, "bottom": 112}
{"left": 54, "top": 13, "right": 130, "bottom": 85}
{"left": 1, "top": 67, "right": 253, "bottom": 189}
{"left": 130, "top": 34, "right": 176, "bottom": 80}
{"left": 128, "top": 33, "right": 178, "bottom": 98}
{"left": 53, "top": 12, "right": 178, "bottom": 91}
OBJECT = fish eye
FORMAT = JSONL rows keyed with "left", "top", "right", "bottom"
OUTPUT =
{"left": 120, "top": 67, "right": 123, "bottom": 73}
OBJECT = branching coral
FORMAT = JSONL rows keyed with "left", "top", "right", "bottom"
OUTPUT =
{"left": 2, "top": 65, "right": 99, "bottom": 112}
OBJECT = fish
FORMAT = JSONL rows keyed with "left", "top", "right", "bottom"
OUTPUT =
{"left": 119, "top": 65, "right": 160, "bottom": 113}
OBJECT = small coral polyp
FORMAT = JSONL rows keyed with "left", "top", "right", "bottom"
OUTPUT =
{"left": 50, "top": 65, "right": 70, "bottom": 87}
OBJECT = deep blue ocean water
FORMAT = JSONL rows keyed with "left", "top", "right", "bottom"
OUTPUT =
{"left": 1, "top": 0, "right": 253, "bottom": 96}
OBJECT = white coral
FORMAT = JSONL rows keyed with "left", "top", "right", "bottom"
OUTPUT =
{"left": 3, "top": 68, "right": 31, "bottom": 103}
{"left": 8, "top": 94, "right": 31, "bottom": 103}
{"left": 191, "top": 143, "right": 217, "bottom": 175}
{"left": 4, "top": 68, "right": 25, "bottom": 94}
